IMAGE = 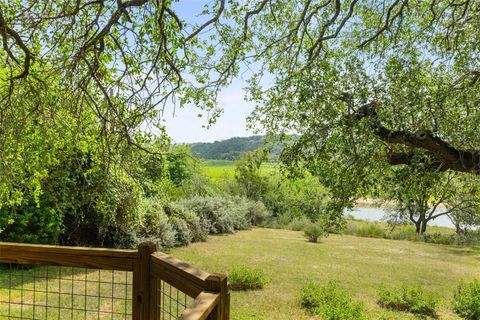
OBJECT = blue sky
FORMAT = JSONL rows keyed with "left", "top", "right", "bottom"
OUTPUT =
{"left": 162, "top": 0, "right": 256, "bottom": 143}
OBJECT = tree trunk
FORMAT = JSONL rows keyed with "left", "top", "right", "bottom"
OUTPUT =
{"left": 415, "top": 220, "right": 421, "bottom": 234}
{"left": 420, "top": 220, "right": 428, "bottom": 234}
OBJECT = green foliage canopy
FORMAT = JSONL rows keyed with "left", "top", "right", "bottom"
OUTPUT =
{"left": 239, "top": 0, "right": 480, "bottom": 210}
{"left": 2, "top": 0, "right": 479, "bottom": 214}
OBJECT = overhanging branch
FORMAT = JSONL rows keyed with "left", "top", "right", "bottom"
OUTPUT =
{"left": 349, "top": 102, "right": 480, "bottom": 174}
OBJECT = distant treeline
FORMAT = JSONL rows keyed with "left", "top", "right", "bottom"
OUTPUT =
{"left": 189, "top": 135, "right": 283, "bottom": 160}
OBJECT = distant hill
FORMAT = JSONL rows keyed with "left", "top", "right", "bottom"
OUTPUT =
{"left": 189, "top": 135, "right": 282, "bottom": 160}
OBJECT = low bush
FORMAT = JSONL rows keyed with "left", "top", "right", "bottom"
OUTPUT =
{"left": 423, "top": 232, "right": 455, "bottom": 245}
{"left": 169, "top": 217, "right": 192, "bottom": 246}
{"left": 453, "top": 279, "right": 480, "bottom": 320}
{"left": 343, "top": 220, "right": 359, "bottom": 235}
{"left": 164, "top": 203, "right": 209, "bottom": 243}
{"left": 137, "top": 197, "right": 176, "bottom": 249}
{"left": 227, "top": 266, "right": 268, "bottom": 291}
{"left": 356, "top": 223, "right": 386, "bottom": 238}
{"left": 245, "top": 201, "right": 269, "bottom": 225}
{"left": 0, "top": 202, "right": 63, "bottom": 244}
{"left": 304, "top": 222, "right": 328, "bottom": 243}
{"left": 174, "top": 196, "right": 268, "bottom": 235}
{"left": 453, "top": 231, "right": 480, "bottom": 246}
{"left": 389, "top": 225, "right": 422, "bottom": 242}
{"left": 377, "top": 285, "right": 438, "bottom": 318}
{"left": 288, "top": 216, "right": 311, "bottom": 231}
{"left": 299, "top": 282, "right": 369, "bottom": 320}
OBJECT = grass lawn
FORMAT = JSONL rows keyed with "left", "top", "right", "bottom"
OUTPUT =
{"left": 0, "top": 267, "right": 133, "bottom": 319}
{"left": 171, "top": 228, "right": 480, "bottom": 320}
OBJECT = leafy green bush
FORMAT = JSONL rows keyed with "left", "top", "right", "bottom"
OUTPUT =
{"left": 343, "top": 220, "right": 359, "bottom": 235}
{"left": 377, "top": 285, "right": 438, "bottom": 318}
{"left": 453, "top": 231, "right": 480, "bottom": 246}
{"left": 169, "top": 217, "right": 192, "bottom": 246}
{"left": 0, "top": 202, "right": 63, "bottom": 244}
{"left": 356, "top": 223, "right": 386, "bottom": 238}
{"left": 176, "top": 196, "right": 235, "bottom": 234}
{"left": 299, "top": 282, "right": 369, "bottom": 320}
{"left": 137, "top": 197, "right": 176, "bottom": 249}
{"left": 174, "top": 196, "right": 266, "bottom": 235}
{"left": 423, "top": 232, "right": 455, "bottom": 245}
{"left": 453, "top": 280, "right": 480, "bottom": 320}
{"left": 228, "top": 266, "right": 269, "bottom": 291}
{"left": 164, "top": 203, "right": 209, "bottom": 242}
{"left": 304, "top": 222, "right": 327, "bottom": 243}
{"left": 262, "top": 174, "right": 329, "bottom": 222}
{"left": 245, "top": 201, "right": 269, "bottom": 225}
{"left": 389, "top": 225, "right": 422, "bottom": 242}
{"left": 288, "top": 216, "right": 311, "bottom": 231}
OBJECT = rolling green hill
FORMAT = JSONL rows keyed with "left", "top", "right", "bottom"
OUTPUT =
{"left": 189, "top": 135, "right": 283, "bottom": 160}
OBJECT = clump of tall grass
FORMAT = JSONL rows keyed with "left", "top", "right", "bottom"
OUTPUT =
{"left": 299, "top": 282, "right": 370, "bottom": 320}
{"left": 228, "top": 266, "right": 269, "bottom": 291}
{"left": 377, "top": 285, "right": 439, "bottom": 318}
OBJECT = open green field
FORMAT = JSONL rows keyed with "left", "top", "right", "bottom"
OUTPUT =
{"left": 200, "top": 160, "right": 278, "bottom": 180}
{"left": 171, "top": 228, "right": 480, "bottom": 320}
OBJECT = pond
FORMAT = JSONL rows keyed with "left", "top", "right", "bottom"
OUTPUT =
{"left": 347, "top": 207, "right": 455, "bottom": 228}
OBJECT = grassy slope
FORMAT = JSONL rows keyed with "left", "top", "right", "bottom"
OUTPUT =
{"left": 171, "top": 228, "right": 480, "bottom": 320}
{"left": 201, "top": 160, "right": 277, "bottom": 180}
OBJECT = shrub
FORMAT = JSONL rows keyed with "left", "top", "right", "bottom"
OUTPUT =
{"left": 389, "top": 225, "right": 422, "bottom": 241}
{"left": 288, "top": 216, "right": 311, "bottom": 231}
{"left": 343, "top": 220, "right": 359, "bottom": 235}
{"left": 174, "top": 196, "right": 267, "bottom": 235}
{"left": 137, "top": 197, "right": 176, "bottom": 249}
{"left": 453, "top": 280, "right": 480, "bottom": 320}
{"left": 423, "top": 232, "right": 455, "bottom": 245}
{"left": 245, "top": 201, "right": 269, "bottom": 225}
{"left": 228, "top": 266, "right": 268, "bottom": 291}
{"left": 299, "top": 282, "right": 369, "bottom": 320}
{"left": 226, "top": 197, "right": 252, "bottom": 230}
{"left": 356, "top": 223, "right": 386, "bottom": 238}
{"left": 176, "top": 196, "right": 235, "bottom": 234}
{"left": 0, "top": 202, "right": 63, "bottom": 244}
{"left": 164, "top": 203, "right": 209, "bottom": 242}
{"left": 377, "top": 285, "right": 438, "bottom": 318}
{"left": 169, "top": 217, "right": 192, "bottom": 247}
{"left": 304, "top": 222, "right": 328, "bottom": 243}
{"left": 453, "top": 231, "right": 480, "bottom": 246}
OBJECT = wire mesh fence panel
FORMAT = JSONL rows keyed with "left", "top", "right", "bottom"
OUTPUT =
{"left": 0, "top": 264, "right": 133, "bottom": 320}
{"left": 153, "top": 277, "right": 194, "bottom": 320}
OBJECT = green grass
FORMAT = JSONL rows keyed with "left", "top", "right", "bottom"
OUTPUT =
{"left": 171, "top": 228, "right": 480, "bottom": 320}
{"left": 200, "top": 160, "right": 278, "bottom": 180}
{"left": 0, "top": 266, "right": 191, "bottom": 319}
{"left": 0, "top": 267, "right": 133, "bottom": 319}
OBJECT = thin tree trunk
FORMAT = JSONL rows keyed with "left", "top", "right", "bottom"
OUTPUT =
{"left": 415, "top": 220, "right": 421, "bottom": 234}
{"left": 421, "top": 220, "right": 428, "bottom": 234}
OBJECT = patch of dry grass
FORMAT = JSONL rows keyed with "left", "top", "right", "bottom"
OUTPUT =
{"left": 171, "top": 228, "right": 480, "bottom": 320}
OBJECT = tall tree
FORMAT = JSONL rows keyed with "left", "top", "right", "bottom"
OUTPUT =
{"left": 1, "top": 0, "right": 479, "bottom": 214}
{"left": 239, "top": 0, "right": 480, "bottom": 210}
{"left": 0, "top": 0, "right": 238, "bottom": 204}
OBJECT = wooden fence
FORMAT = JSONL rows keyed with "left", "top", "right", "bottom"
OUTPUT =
{"left": 0, "top": 242, "right": 230, "bottom": 320}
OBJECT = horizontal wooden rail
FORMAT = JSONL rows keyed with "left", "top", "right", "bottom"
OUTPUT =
{"left": 150, "top": 252, "right": 210, "bottom": 298}
{"left": 178, "top": 292, "right": 220, "bottom": 320}
{"left": 0, "top": 242, "right": 137, "bottom": 271}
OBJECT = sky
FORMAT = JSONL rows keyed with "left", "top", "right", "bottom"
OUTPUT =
{"left": 162, "top": 79, "right": 256, "bottom": 144}
{"left": 161, "top": 0, "right": 257, "bottom": 144}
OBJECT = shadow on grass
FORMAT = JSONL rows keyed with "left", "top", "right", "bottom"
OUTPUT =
{"left": 442, "top": 246, "right": 480, "bottom": 258}
{"left": 0, "top": 264, "right": 131, "bottom": 290}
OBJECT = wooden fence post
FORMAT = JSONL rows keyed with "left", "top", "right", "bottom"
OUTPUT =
{"left": 206, "top": 273, "right": 229, "bottom": 320}
{"left": 132, "top": 242, "right": 157, "bottom": 320}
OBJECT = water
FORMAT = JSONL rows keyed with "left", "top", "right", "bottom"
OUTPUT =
{"left": 346, "top": 207, "right": 455, "bottom": 228}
